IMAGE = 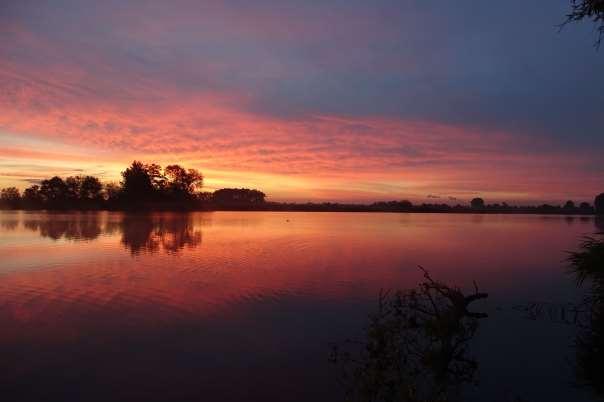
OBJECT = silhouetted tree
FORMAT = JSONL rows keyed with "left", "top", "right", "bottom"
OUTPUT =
{"left": 146, "top": 163, "right": 166, "bottom": 191}
{"left": 40, "top": 176, "right": 68, "bottom": 207}
{"left": 565, "top": 200, "right": 577, "bottom": 210}
{"left": 65, "top": 176, "right": 83, "bottom": 204}
{"left": 470, "top": 197, "right": 485, "bottom": 209}
{"left": 0, "top": 187, "right": 21, "bottom": 209}
{"left": 164, "top": 164, "right": 203, "bottom": 199}
{"left": 562, "top": 0, "right": 604, "bottom": 47}
{"left": 580, "top": 202, "right": 592, "bottom": 210}
{"left": 22, "top": 185, "right": 43, "bottom": 209}
{"left": 400, "top": 200, "right": 412, "bottom": 209}
{"left": 121, "top": 161, "right": 156, "bottom": 202}
{"left": 197, "top": 191, "right": 213, "bottom": 203}
{"left": 595, "top": 193, "right": 604, "bottom": 215}
{"left": 103, "top": 182, "right": 121, "bottom": 202}
{"left": 80, "top": 176, "right": 103, "bottom": 201}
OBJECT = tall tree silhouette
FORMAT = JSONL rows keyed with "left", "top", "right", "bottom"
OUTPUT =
{"left": 121, "top": 161, "right": 156, "bottom": 201}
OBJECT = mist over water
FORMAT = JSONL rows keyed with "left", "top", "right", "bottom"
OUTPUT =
{"left": 0, "top": 211, "right": 599, "bottom": 401}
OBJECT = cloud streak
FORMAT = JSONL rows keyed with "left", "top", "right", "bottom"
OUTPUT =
{"left": 0, "top": 0, "right": 602, "bottom": 203}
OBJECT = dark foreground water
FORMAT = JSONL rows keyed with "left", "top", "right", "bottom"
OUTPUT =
{"left": 0, "top": 211, "right": 601, "bottom": 401}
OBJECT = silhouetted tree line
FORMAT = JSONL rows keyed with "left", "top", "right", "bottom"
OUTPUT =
{"left": 1, "top": 166, "right": 602, "bottom": 214}
{"left": 210, "top": 188, "right": 267, "bottom": 209}
{"left": 0, "top": 161, "right": 265, "bottom": 211}
{"left": 260, "top": 195, "right": 602, "bottom": 214}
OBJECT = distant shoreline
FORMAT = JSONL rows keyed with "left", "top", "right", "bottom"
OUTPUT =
{"left": 1, "top": 162, "right": 601, "bottom": 216}
{"left": 0, "top": 204, "right": 597, "bottom": 216}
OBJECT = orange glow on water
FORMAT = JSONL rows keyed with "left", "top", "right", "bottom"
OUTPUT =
{"left": 0, "top": 211, "right": 595, "bottom": 340}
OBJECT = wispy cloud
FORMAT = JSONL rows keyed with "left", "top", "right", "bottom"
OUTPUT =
{"left": 0, "top": 0, "right": 602, "bottom": 203}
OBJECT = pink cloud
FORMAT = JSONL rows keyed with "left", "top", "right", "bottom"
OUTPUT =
{"left": 0, "top": 14, "right": 601, "bottom": 204}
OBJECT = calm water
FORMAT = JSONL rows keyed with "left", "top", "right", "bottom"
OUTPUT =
{"left": 0, "top": 211, "right": 600, "bottom": 401}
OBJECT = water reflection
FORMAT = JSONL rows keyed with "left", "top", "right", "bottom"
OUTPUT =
{"left": 330, "top": 268, "right": 488, "bottom": 402}
{"left": 512, "top": 231, "right": 603, "bottom": 399}
{"left": 24, "top": 214, "right": 102, "bottom": 241}
{"left": 120, "top": 214, "right": 202, "bottom": 254}
{"left": 595, "top": 216, "right": 604, "bottom": 232}
{"left": 0, "top": 211, "right": 602, "bottom": 402}
{"left": 6, "top": 212, "right": 203, "bottom": 254}
{"left": 0, "top": 218, "right": 18, "bottom": 230}
{"left": 568, "top": 235, "right": 604, "bottom": 395}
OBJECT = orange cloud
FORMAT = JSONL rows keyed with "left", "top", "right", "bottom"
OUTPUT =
{"left": 0, "top": 18, "right": 601, "bottom": 204}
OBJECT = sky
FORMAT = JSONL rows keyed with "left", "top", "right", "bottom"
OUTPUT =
{"left": 0, "top": 0, "right": 602, "bottom": 204}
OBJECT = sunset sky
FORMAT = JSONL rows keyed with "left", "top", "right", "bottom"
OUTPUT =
{"left": 0, "top": 0, "right": 602, "bottom": 204}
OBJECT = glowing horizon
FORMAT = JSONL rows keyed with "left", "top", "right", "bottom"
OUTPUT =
{"left": 1, "top": 1, "right": 602, "bottom": 205}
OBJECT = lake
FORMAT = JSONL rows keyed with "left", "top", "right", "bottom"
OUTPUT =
{"left": 0, "top": 211, "right": 601, "bottom": 401}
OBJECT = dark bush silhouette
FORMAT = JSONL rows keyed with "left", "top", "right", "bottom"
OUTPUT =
{"left": 330, "top": 267, "right": 488, "bottom": 402}
{"left": 595, "top": 193, "right": 604, "bottom": 215}
{"left": 470, "top": 197, "right": 485, "bottom": 209}
{"left": 370, "top": 200, "right": 413, "bottom": 212}
{"left": 212, "top": 188, "right": 266, "bottom": 207}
